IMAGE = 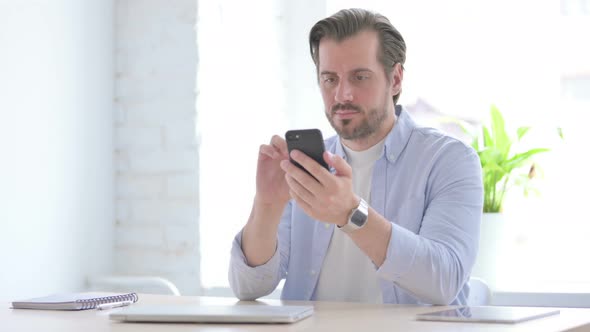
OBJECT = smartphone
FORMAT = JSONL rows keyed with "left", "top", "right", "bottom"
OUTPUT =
{"left": 285, "top": 129, "right": 330, "bottom": 176}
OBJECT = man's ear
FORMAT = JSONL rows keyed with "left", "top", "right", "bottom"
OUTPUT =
{"left": 390, "top": 63, "right": 403, "bottom": 95}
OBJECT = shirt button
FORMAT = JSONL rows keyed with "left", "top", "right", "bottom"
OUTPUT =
{"left": 310, "top": 270, "right": 316, "bottom": 275}
{"left": 324, "top": 223, "right": 330, "bottom": 229}
{"left": 389, "top": 154, "right": 395, "bottom": 160}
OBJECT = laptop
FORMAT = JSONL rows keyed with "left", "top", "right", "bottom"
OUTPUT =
{"left": 109, "top": 304, "right": 314, "bottom": 324}
{"left": 416, "top": 306, "right": 560, "bottom": 324}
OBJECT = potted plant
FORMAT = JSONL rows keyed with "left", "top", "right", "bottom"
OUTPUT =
{"left": 463, "top": 105, "right": 557, "bottom": 288}
{"left": 469, "top": 105, "right": 551, "bottom": 213}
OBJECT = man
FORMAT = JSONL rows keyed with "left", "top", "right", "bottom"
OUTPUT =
{"left": 229, "top": 8, "right": 483, "bottom": 305}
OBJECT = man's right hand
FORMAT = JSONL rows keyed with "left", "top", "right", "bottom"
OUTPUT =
{"left": 242, "top": 135, "right": 290, "bottom": 267}
{"left": 255, "top": 135, "right": 291, "bottom": 207}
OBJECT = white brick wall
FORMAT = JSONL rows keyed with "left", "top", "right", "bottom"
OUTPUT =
{"left": 114, "top": 0, "right": 200, "bottom": 295}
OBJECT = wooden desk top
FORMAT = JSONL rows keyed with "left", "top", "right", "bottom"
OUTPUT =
{"left": 3, "top": 294, "right": 590, "bottom": 331}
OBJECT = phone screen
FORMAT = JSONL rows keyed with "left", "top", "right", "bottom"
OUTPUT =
{"left": 285, "top": 129, "right": 330, "bottom": 175}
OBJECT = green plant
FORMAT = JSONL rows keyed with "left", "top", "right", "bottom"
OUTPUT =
{"left": 467, "top": 105, "right": 552, "bottom": 213}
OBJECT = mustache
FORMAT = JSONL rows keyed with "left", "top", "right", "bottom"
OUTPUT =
{"left": 331, "top": 103, "right": 362, "bottom": 113}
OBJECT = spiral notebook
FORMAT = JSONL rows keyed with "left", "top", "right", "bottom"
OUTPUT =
{"left": 11, "top": 292, "right": 138, "bottom": 310}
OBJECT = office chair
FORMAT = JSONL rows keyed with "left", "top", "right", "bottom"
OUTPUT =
{"left": 467, "top": 277, "right": 492, "bottom": 306}
{"left": 86, "top": 275, "right": 181, "bottom": 296}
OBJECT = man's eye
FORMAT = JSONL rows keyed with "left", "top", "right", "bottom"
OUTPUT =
{"left": 324, "top": 77, "right": 336, "bottom": 84}
{"left": 355, "top": 75, "right": 369, "bottom": 81}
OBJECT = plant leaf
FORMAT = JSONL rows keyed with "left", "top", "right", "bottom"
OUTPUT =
{"left": 505, "top": 148, "right": 550, "bottom": 170}
{"left": 517, "top": 126, "right": 530, "bottom": 140}
{"left": 490, "top": 105, "right": 511, "bottom": 158}
{"left": 483, "top": 126, "right": 493, "bottom": 149}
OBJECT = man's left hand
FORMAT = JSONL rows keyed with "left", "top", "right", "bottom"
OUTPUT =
{"left": 280, "top": 150, "right": 359, "bottom": 226}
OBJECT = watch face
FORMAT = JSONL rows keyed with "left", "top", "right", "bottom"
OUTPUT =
{"left": 350, "top": 209, "right": 368, "bottom": 227}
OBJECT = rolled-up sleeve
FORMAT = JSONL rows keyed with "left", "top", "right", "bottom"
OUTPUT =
{"left": 377, "top": 145, "right": 483, "bottom": 305}
{"left": 228, "top": 230, "right": 282, "bottom": 300}
{"left": 228, "top": 202, "right": 293, "bottom": 300}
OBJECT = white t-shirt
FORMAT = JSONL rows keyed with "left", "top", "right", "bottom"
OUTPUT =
{"left": 314, "top": 138, "right": 386, "bottom": 303}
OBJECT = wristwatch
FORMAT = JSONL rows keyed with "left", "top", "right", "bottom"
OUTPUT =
{"left": 338, "top": 198, "right": 369, "bottom": 233}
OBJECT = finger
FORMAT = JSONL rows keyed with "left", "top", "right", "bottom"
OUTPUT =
{"left": 285, "top": 174, "right": 315, "bottom": 207}
{"left": 270, "top": 135, "right": 289, "bottom": 158}
{"left": 290, "top": 150, "right": 332, "bottom": 184}
{"left": 324, "top": 151, "right": 352, "bottom": 177}
{"left": 289, "top": 189, "right": 314, "bottom": 217}
{"left": 259, "top": 144, "right": 284, "bottom": 160}
{"left": 280, "top": 158, "right": 323, "bottom": 194}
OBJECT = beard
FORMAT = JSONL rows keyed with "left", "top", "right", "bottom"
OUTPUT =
{"left": 326, "top": 102, "right": 389, "bottom": 140}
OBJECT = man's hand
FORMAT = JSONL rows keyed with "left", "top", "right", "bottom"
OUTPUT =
{"left": 280, "top": 150, "right": 358, "bottom": 226}
{"left": 281, "top": 149, "right": 392, "bottom": 267}
{"left": 256, "top": 135, "right": 291, "bottom": 207}
{"left": 242, "top": 135, "right": 291, "bottom": 267}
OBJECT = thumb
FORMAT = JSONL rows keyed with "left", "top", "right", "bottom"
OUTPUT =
{"left": 324, "top": 151, "right": 352, "bottom": 177}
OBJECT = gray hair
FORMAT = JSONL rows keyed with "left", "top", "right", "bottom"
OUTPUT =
{"left": 309, "top": 8, "right": 406, "bottom": 104}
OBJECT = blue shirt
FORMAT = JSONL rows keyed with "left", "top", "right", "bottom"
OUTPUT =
{"left": 229, "top": 106, "right": 483, "bottom": 305}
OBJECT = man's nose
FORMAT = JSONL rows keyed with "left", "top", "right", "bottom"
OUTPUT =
{"left": 334, "top": 80, "right": 353, "bottom": 103}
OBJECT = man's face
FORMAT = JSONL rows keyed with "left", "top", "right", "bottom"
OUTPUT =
{"left": 318, "top": 30, "right": 398, "bottom": 141}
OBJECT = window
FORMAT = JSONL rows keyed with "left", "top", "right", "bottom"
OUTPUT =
{"left": 196, "top": 0, "right": 304, "bottom": 291}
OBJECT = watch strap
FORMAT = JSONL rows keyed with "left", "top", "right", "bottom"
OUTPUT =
{"left": 338, "top": 198, "right": 369, "bottom": 233}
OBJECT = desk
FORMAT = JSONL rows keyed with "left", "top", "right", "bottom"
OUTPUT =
{"left": 3, "top": 294, "right": 590, "bottom": 331}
